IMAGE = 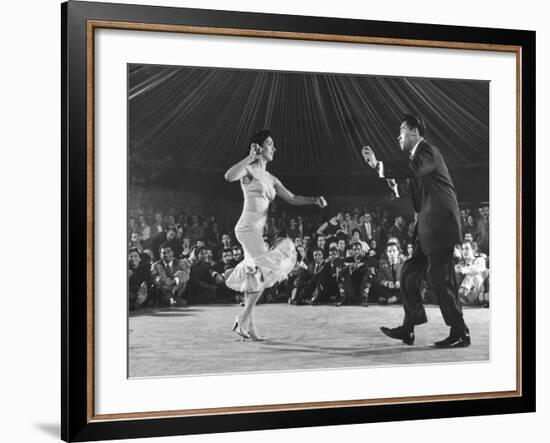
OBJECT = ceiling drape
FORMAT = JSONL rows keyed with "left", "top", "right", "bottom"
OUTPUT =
{"left": 129, "top": 64, "right": 489, "bottom": 179}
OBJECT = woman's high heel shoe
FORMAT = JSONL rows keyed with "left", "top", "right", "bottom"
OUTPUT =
{"left": 248, "top": 324, "right": 266, "bottom": 342}
{"left": 232, "top": 316, "right": 250, "bottom": 340}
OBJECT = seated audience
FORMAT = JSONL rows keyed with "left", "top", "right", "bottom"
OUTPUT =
{"left": 316, "top": 235, "right": 327, "bottom": 254}
{"left": 290, "top": 249, "right": 333, "bottom": 305}
{"left": 128, "top": 231, "right": 143, "bottom": 252}
{"left": 231, "top": 245, "right": 243, "bottom": 263}
{"left": 339, "top": 242, "right": 375, "bottom": 305}
{"left": 373, "top": 242, "right": 403, "bottom": 304}
{"left": 287, "top": 217, "right": 301, "bottom": 239}
{"left": 336, "top": 238, "right": 348, "bottom": 258}
{"left": 404, "top": 242, "right": 414, "bottom": 261}
{"left": 211, "top": 248, "right": 239, "bottom": 303}
{"left": 187, "top": 246, "right": 218, "bottom": 304}
{"left": 128, "top": 198, "right": 489, "bottom": 309}
{"left": 151, "top": 227, "right": 181, "bottom": 260}
{"left": 316, "top": 212, "right": 346, "bottom": 243}
{"left": 359, "top": 213, "right": 379, "bottom": 243}
{"left": 128, "top": 248, "right": 151, "bottom": 310}
{"left": 150, "top": 244, "right": 190, "bottom": 306}
{"left": 455, "top": 240, "right": 488, "bottom": 305}
{"left": 180, "top": 237, "right": 192, "bottom": 258}
{"left": 351, "top": 228, "right": 369, "bottom": 253}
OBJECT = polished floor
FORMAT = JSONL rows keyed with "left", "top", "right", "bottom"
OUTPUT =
{"left": 128, "top": 304, "right": 489, "bottom": 378}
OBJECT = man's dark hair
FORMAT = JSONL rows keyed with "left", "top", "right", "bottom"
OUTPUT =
{"left": 194, "top": 245, "right": 205, "bottom": 256}
{"left": 313, "top": 248, "right": 325, "bottom": 256}
{"left": 128, "top": 247, "right": 140, "bottom": 256}
{"left": 159, "top": 243, "right": 173, "bottom": 253}
{"left": 222, "top": 248, "right": 233, "bottom": 255}
{"left": 249, "top": 129, "right": 272, "bottom": 148}
{"left": 386, "top": 241, "right": 401, "bottom": 251}
{"left": 328, "top": 247, "right": 339, "bottom": 254}
{"left": 232, "top": 245, "right": 242, "bottom": 251}
{"left": 401, "top": 114, "right": 427, "bottom": 137}
{"left": 351, "top": 228, "right": 361, "bottom": 236}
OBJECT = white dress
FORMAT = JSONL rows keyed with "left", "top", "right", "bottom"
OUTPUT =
{"left": 225, "top": 168, "right": 297, "bottom": 293}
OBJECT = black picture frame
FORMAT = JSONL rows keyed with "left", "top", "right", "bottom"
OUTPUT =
{"left": 62, "top": 1, "right": 536, "bottom": 441}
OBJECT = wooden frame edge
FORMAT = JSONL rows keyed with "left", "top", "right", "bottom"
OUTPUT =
{"left": 83, "top": 18, "right": 525, "bottom": 424}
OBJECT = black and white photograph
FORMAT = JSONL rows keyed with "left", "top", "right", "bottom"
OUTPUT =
{"left": 127, "top": 64, "right": 490, "bottom": 378}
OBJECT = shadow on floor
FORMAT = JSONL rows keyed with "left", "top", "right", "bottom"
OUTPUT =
{"left": 263, "top": 340, "right": 438, "bottom": 357}
{"left": 129, "top": 307, "right": 203, "bottom": 318}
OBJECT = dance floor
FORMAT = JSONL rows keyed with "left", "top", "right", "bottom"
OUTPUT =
{"left": 128, "top": 304, "right": 489, "bottom": 378}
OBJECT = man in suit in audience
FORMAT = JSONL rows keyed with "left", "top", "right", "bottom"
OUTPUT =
{"left": 212, "top": 248, "right": 239, "bottom": 303}
{"left": 340, "top": 242, "right": 376, "bottom": 305}
{"left": 151, "top": 244, "right": 190, "bottom": 306}
{"left": 374, "top": 242, "right": 403, "bottom": 304}
{"left": 362, "top": 114, "right": 469, "bottom": 348}
{"left": 291, "top": 249, "right": 328, "bottom": 305}
{"left": 187, "top": 246, "right": 218, "bottom": 304}
{"left": 359, "top": 212, "right": 379, "bottom": 244}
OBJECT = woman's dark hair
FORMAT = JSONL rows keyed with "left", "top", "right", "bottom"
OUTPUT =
{"left": 401, "top": 114, "right": 427, "bottom": 137}
{"left": 249, "top": 129, "right": 272, "bottom": 150}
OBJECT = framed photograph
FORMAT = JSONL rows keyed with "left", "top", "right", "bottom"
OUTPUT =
{"left": 62, "top": 0, "right": 535, "bottom": 441}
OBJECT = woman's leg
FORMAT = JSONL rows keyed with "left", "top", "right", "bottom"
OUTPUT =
{"left": 244, "top": 290, "right": 265, "bottom": 340}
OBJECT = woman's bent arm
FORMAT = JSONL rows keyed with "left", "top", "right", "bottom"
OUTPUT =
{"left": 224, "top": 148, "right": 257, "bottom": 182}
{"left": 274, "top": 179, "right": 326, "bottom": 207}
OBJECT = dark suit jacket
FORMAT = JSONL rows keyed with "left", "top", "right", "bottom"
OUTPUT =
{"left": 151, "top": 259, "right": 190, "bottom": 288}
{"left": 358, "top": 222, "right": 380, "bottom": 243}
{"left": 376, "top": 260, "right": 403, "bottom": 286}
{"left": 382, "top": 140, "right": 461, "bottom": 254}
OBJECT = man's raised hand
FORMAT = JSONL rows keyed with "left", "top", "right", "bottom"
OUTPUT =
{"left": 361, "top": 145, "right": 378, "bottom": 169}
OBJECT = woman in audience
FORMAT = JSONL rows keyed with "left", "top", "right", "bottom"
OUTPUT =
{"left": 224, "top": 129, "right": 326, "bottom": 341}
{"left": 316, "top": 212, "right": 346, "bottom": 243}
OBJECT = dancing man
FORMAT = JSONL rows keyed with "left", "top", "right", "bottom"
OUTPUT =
{"left": 361, "top": 115, "right": 470, "bottom": 348}
{"left": 224, "top": 129, "right": 326, "bottom": 341}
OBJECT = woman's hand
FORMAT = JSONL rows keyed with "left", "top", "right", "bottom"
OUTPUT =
{"left": 315, "top": 196, "right": 328, "bottom": 208}
{"left": 247, "top": 144, "right": 262, "bottom": 163}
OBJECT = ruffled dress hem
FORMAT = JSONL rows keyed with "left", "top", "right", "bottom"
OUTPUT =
{"left": 225, "top": 237, "right": 296, "bottom": 293}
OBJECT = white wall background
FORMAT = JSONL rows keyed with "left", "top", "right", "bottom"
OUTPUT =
{"left": 0, "top": 0, "right": 546, "bottom": 442}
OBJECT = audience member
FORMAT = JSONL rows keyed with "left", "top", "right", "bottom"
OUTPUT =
{"left": 373, "top": 242, "right": 403, "bottom": 304}
{"left": 359, "top": 212, "right": 379, "bottom": 243}
{"left": 317, "top": 212, "right": 346, "bottom": 243}
{"left": 128, "top": 248, "right": 150, "bottom": 310}
{"left": 455, "top": 240, "right": 488, "bottom": 305}
{"left": 187, "top": 246, "right": 218, "bottom": 304}
{"left": 339, "top": 242, "right": 374, "bottom": 305}
{"left": 150, "top": 244, "right": 190, "bottom": 306}
{"left": 212, "top": 248, "right": 239, "bottom": 303}
{"left": 232, "top": 245, "right": 243, "bottom": 263}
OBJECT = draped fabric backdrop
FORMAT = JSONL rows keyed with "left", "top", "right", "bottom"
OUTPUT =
{"left": 128, "top": 64, "right": 489, "bottom": 202}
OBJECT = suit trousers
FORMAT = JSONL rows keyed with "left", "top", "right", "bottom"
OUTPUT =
{"left": 400, "top": 243, "right": 467, "bottom": 334}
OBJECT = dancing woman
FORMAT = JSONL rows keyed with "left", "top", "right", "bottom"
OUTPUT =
{"left": 224, "top": 129, "right": 326, "bottom": 341}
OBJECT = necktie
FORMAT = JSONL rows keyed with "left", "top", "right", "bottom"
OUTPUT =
{"left": 391, "top": 264, "right": 396, "bottom": 282}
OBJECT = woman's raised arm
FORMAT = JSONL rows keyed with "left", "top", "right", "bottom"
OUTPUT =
{"left": 224, "top": 146, "right": 259, "bottom": 182}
